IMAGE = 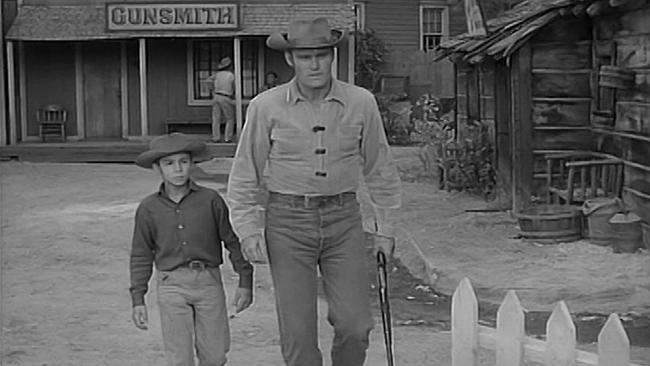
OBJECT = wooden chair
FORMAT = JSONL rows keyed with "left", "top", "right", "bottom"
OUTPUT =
{"left": 545, "top": 152, "right": 624, "bottom": 205}
{"left": 37, "top": 105, "right": 68, "bottom": 142}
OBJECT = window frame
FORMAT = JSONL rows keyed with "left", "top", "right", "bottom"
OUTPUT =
{"left": 419, "top": 5, "right": 449, "bottom": 52}
{"left": 352, "top": 1, "right": 366, "bottom": 30}
{"left": 186, "top": 39, "right": 233, "bottom": 106}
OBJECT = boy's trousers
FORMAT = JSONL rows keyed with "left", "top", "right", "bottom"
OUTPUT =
{"left": 157, "top": 266, "right": 230, "bottom": 366}
{"left": 265, "top": 192, "right": 374, "bottom": 366}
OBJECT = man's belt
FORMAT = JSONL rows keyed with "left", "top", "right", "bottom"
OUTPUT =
{"left": 268, "top": 191, "right": 356, "bottom": 209}
{"left": 214, "top": 92, "right": 233, "bottom": 98}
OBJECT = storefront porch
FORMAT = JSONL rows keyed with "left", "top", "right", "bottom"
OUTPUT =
{"left": 0, "top": 139, "right": 236, "bottom": 163}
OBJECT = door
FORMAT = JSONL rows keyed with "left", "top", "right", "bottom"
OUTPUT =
{"left": 83, "top": 42, "right": 122, "bottom": 139}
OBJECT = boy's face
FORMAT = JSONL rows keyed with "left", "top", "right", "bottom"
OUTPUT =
{"left": 153, "top": 152, "right": 192, "bottom": 187}
{"left": 285, "top": 48, "right": 333, "bottom": 91}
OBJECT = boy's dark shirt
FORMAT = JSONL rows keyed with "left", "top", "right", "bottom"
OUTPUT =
{"left": 129, "top": 181, "right": 253, "bottom": 307}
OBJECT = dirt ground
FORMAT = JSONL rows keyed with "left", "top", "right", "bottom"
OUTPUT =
{"left": 0, "top": 161, "right": 501, "bottom": 366}
{"left": 1, "top": 158, "right": 649, "bottom": 365}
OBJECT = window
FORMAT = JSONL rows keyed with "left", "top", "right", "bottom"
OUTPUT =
{"left": 420, "top": 6, "right": 448, "bottom": 52}
{"left": 187, "top": 38, "right": 261, "bottom": 105}
{"left": 190, "top": 39, "right": 233, "bottom": 103}
{"left": 353, "top": 2, "right": 366, "bottom": 30}
{"left": 241, "top": 39, "right": 260, "bottom": 99}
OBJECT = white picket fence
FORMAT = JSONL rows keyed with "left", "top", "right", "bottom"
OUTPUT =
{"left": 451, "top": 277, "right": 644, "bottom": 366}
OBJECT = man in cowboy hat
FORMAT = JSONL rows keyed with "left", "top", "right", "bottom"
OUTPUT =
{"left": 227, "top": 17, "right": 402, "bottom": 366}
{"left": 129, "top": 133, "right": 253, "bottom": 365}
{"left": 205, "top": 57, "right": 236, "bottom": 143}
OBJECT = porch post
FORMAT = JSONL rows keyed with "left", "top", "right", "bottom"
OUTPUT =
{"left": 138, "top": 38, "right": 148, "bottom": 137}
{"left": 234, "top": 37, "right": 243, "bottom": 139}
{"left": 348, "top": 32, "right": 355, "bottom": 84}
{"left": 18, "top": 41, "right": 27, "bottom": 142}
{"left": 0, "top": 2, "right": 6, "bottom": 146}
{"left": 332, "top": 47, "right": 338, "bottom": 79}
{"left": 120, "top": 41, "right": 129, "bottom": 139}
{"left": 6, "top": 41, "right": 17, "bottom": 145}
{"left": 74, "top": 43, "right": 85, "bottom": 138}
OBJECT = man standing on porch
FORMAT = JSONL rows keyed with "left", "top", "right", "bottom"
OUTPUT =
{"left": 226, "top": 17, "right": 402, "bottom": 366}
{"left": 206, "top": 57, "right": 236, "bottom": 143}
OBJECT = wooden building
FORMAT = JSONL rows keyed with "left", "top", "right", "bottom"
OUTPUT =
{"left": 1, "top": 0, "right": 355, "bottom": 152}
{"left": 436, "top": 0, "right": 650, "bottom": 221}
{"left": 354, "top": 0, "right": 519, "bottom": 97}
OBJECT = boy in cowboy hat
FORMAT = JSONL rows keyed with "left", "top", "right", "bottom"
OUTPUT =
{"left": 227, "top": 17, "right": 402, "bottom": 366}
{"left": 205, "top": 57, "right": 236, "bottom": 143}
{"left": 130, "top": 133, "right": 253, "bottom": 366}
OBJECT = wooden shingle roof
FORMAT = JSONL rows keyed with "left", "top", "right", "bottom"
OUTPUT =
{"left": 6, "top": 4, "right": 356, "bottom": 41}
{"left": 435, "top": 0, "right": 637, "bottom": 64}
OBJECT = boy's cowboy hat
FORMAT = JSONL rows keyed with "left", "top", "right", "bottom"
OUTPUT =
{"left": 267, "top": 17, "right": 346, "bottom": 51}
{"left": 217, "top": 57, "right": 232, "bottom": 70}
{"left": 135, "top": 133, "right": 206, "bottom": 168}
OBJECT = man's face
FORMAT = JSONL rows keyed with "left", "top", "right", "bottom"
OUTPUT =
{"left": 285, "top": 48, "right": 333, "bottom": 91}
{"left": 154, "top": 152, "right": 191, "bottom": 188}
{"left": 266, "top": 73, "right": 277, "bottom": 85}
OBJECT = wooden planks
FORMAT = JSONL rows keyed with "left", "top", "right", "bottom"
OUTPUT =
{"left": 534, "top": 129, "right": 592, "bottom": 151}
{"left": 532, "top": 72, "right": 592, "bottom": 98}
{"left": 532, "top": 43, "right": 591, "bottom": 69}
{"left": 83, "top": 42, "right": 122, "bottom": 139}
{"left": 533, "top": 101, "right": 591, "bottom": 126}
{"left": 615, "top": 101, "right": 650, "bottom": 134}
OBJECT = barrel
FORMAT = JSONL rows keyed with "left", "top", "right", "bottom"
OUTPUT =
{"left": 609, "top": 212, "right": 643, "bottom": 253}
{"left": 599, "top": 66, "right": 635, "bottom": 90}
{"left": 582, "top": 198, "right": 624, "bottom": 246}
{"left": 515, "top": 205, "right": 584, "bottom": 244}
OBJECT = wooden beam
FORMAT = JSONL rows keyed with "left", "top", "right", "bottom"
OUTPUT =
{"left": 6, "top": 42, "right": 17, "bottom": 145}
{"left": 494, "top": 61, "right": 512, "bottom": 210}
{"left": 138, "top": 38, "right": 148, "bottom": 137}
{"left": 0, "top": 2, "right": 5, "bottom": 146}
{"left": 348, "top": 33, "right": 355, "bottom": 84}
{"left": 120, "top": 41, "right": 129, "bottom": 139}
{"left": 593, "top": 127, "right": 650, "bottom": 143}
{"left": 18, "top": 42, "right": 27, "bottom": 142}
{"left": 75, "top": 43, "right": 85, "bottom": 139}
{"left": 332, "top": 47, "right": 338, "bottom": 79}
{"left": 234, "top": 37, "right": 243, "bottom": 139}
{"left": 257, "top": 39, "right": 265, "bottom": 93}
{"left": 510, "top": 43, "right": 534, "bottom": 213}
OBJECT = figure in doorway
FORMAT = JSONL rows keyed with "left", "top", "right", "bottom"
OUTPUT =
{"left": 206, "top": 57, "right": 236, "bottom": 143}
{"left": 262, "top": 71, "right": 281, "bottom": 92}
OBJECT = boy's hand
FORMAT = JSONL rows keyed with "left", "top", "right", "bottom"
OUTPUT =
{"left": 231, "top": 287, "right": 253, "bottom": 315}
{"left": 241, "top": 234, "right": 267, "bottom": 263}
{"left": 132, "top": 305, "right": 149, "bottom": 330}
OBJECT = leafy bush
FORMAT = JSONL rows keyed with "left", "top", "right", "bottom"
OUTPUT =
{"left": 355, "top": 28, "right": 389, "bottom": 92}
{"left": 375, "top": 92, "right": 413, "bottom": 145}
{"left": 409, "top": 93, "right": 496, "bottom": 200}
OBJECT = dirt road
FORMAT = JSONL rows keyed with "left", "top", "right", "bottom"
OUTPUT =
{"left": 0, "top": 162, "right": 497, "bottom": 366}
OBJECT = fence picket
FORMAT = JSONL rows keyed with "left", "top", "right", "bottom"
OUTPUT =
{"left": 597, "top": 313, "right": 630, "bottom": 366}
{"left": 496, "top": 290, "right": 525, "bottom": 366}
{"left": 546, "top": 301, "right": 576, "bottom": 366}
{"left": 452, "top": 277, "right": 478, "bottom": 366}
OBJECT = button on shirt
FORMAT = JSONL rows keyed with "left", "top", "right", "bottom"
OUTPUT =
{"left": 227, "top": 78, "right": 402, "bottom": 241}
{"left": 129, "top": 181, "right": 253, "bottom": 307}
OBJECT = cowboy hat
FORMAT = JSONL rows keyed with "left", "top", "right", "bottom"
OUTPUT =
{"left": 266, "top": 17, "right": 346, "bottom": 51}
{"left": 135, "top": 133, "right": 206, "bottom": 169}
{"left": 217, "top": 57, "right": 232, "bottom": 70}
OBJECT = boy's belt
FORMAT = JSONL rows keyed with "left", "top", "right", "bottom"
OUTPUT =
{"left": 268, "top": 191, "right": 356, "bottom": 209}
{"left": 181, "top": 260, "right": 213, "bottom": 271}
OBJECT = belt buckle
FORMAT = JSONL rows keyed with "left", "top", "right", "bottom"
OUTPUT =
{"left": 188, "top": 260, "right": 205, "bottom": 271}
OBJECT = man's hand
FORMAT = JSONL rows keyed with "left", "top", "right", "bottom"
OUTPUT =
{"left": 374, "top": 235, "right": 396, "bottom": 259}
{"left": 241, "top": 234, "right": 267, "bottom": 263}
{"left": 132, "top": 305, "right": 149, "bottom": 330}
{"left": 231, "top": 287, "right": 253, "bottom": 315}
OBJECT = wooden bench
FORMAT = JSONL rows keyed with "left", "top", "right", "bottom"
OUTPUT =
{"left": 545, "top": 152, "right": 624, "bottom": 205}
{"left": 164, "top": 118, "right": 211, "bottom": 134}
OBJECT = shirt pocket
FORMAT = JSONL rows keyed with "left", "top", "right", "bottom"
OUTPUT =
{"left": 270, "top": 128, "right": 306, "bottom": 159}
{"left": 338, "top": 126, "right": 363, "bottom": 155}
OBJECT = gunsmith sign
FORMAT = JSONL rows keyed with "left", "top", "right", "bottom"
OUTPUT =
{"left": 106, "top": 3, "right": 238, "bottom": 31}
